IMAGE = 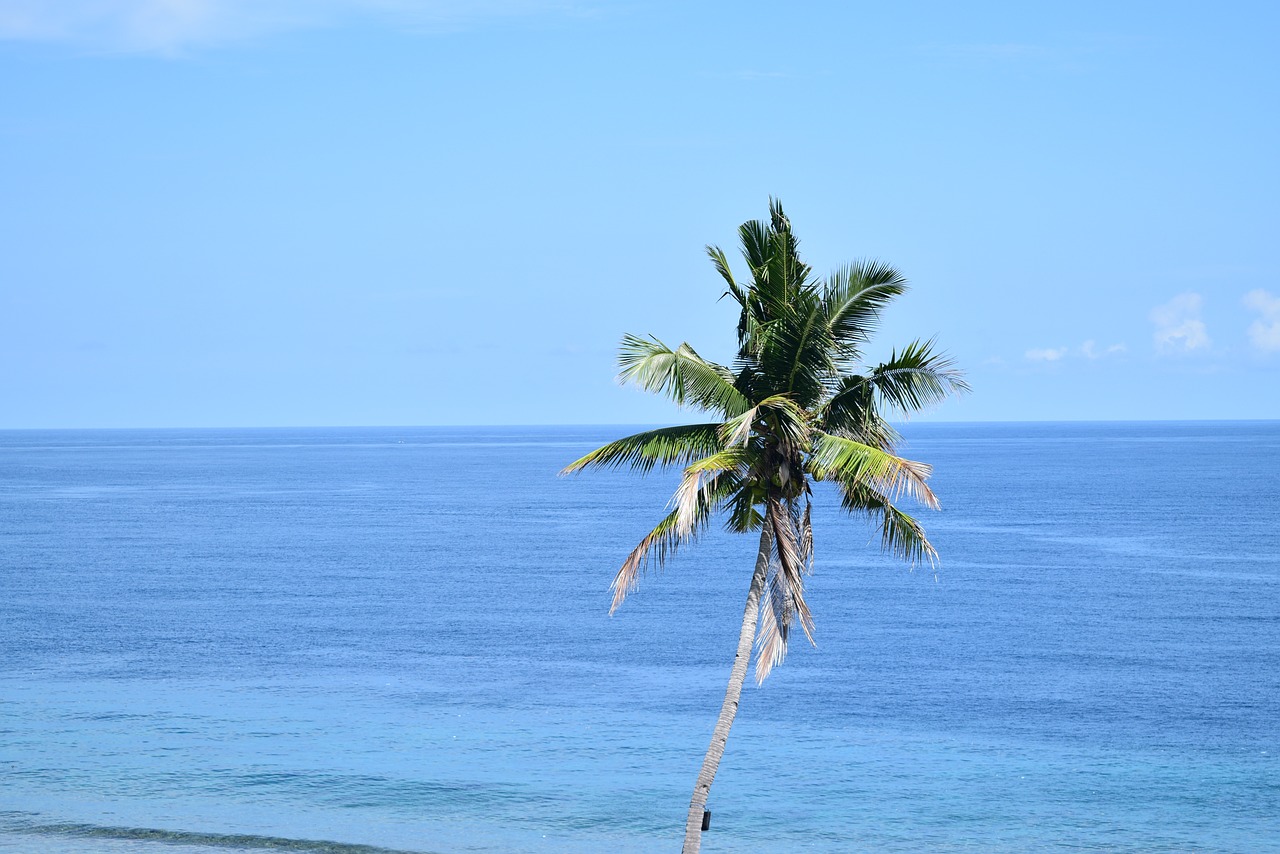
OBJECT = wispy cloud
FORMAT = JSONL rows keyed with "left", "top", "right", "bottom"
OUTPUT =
{"left": 0, "top": 0, "right": 590, "bottom": 54}
{"left": 1026, "top": 339, "right": 1125, "bottom": 363}
{"left": 1151, "top": 293, "right": 1210, "bottom": 354}
{"left": 1243, "top": 289, "right": 1280, "bottom": 353}
{"left": 1080, "top": 339, "right": 1126, "bottom": 359}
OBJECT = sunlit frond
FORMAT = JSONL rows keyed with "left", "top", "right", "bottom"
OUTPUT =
{"left": 822, "top": 260, "right": 908, "bottom": 359}
{"left": 818, "top": 375, "right": 902, "bottom": 450}
{"left": 618, "top": 334, "right": 751, "bottom": 417}
{"left": 560, "top": 423, "right": 725, "bottom": 476}
{"left": 609, "top": 472, "right": 740, "bottom": 614}
{"left": 673, "top": 449, "right": 752, "bottom": 537}
{"left": 870, "top": 338, "right": 970, "bottom": 415}
{"left": 808, "top": 431, "right": 939, "bottom": 510}
{"left": 738, "top": 285, "right": 835, "bottom": 407}
{"left": 839, "top": 481, "right": 939, "bottom": 568}
{"left": 717, "top": 393, "right": 809, "bottom": 451}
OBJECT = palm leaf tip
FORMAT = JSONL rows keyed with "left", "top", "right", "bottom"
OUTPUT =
{"left": 559, "top": 424, "right": 724, "bottom": 476}
{"left": 608, "top": 511, "right": 680, "bottom": 614}
{"left": 809, "top": 432, "right": 940, "bottom": 510}
{"left": 839, "top": 481, "right": 940, "bottom": 568}
{"left": 608, "top": 470, "right": 740, "bottom": 614}
{"left": 615, "top": 334, "right": 750, "bottom": 416}
{"left": 869, "top": 338, "right": 971, "bottom": 415}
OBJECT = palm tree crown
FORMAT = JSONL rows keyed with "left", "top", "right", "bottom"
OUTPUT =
{"left": 564, "top": 200, "right": 966, "bottom": 852}
{"left": 565, "top": 199, "right": 967, "bottom": 680}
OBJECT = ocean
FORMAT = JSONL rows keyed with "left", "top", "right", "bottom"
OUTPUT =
{"left": 1, "top": 423, "right": 1277, "bottom": 853}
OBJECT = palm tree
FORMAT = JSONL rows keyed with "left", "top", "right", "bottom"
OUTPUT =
{"left": 562, "top": 200, "right": 967, "bottom": 853}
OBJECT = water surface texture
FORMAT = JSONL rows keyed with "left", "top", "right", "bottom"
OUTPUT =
{"left": 2, "top": 423, "right": 1278, "bottom": 852}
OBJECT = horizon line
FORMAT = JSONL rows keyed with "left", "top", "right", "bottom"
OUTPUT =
{"left": 2, "top": 417, "right": 1278, "bottom": 432}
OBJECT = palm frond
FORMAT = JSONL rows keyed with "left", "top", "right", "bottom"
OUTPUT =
{"left": 768, "top": 496, "right": 814, "bottom": 642}
{"left": 822, "top": 260, "right": 908, "bottom": 358}
{"left": 706, "top": 244, "right": 742, "bottom": 300}
{"left": 753, "top": 558, "right": 793, "bottom": 682}
{"left": 609, "top": 472, "right": 740, "bottom": 613}
{"left": 770, "top": 290, "right": 836, "bottom": 407}
{"left": 617, "top": 334, "right": 751, "bottom": 417}
{"left": 718, "top": 393, "right": 808, "bottom": 449}
{"left": 724, "top": 483, "right": 765, "bottom": 533}
{"left": 818, "top": 374, "right": 902, "bottom": 450}
{"left": 808, "top": 431, "right": 939, "bottom": 510}
{"left": 732, "top": 205, "right": 816, "bottom": 371}
{"left": 763, "top": 214, "right": 811, "bottom": 310}
{"left": 870, "top": 338, "right": 970, "bottom": 415}
{"left": 738, "top": 218, "right": 772, "bottom": 281}
{"left": 839, "top": 481, "right": 939, "bottom": 568}
{"left": 560, "top": 423, "right": 725, "bottom": 476}
{"left": 753, "top": 495, "right": 816, "bottom": 682}
{"left": 673, "top": 448, "right": 751, "bottom": 537}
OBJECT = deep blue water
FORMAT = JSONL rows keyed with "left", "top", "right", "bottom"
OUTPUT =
{"left": 1, "top": 423, "right": 1278, "bottom": 853}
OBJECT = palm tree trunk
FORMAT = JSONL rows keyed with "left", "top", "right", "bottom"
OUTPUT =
{"left": 681, "top": 522, "right": 773, "bottom": 853}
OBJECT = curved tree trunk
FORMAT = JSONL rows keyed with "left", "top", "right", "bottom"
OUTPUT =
{"left": 681, "top": 522, "right": 773, "bottom": 853}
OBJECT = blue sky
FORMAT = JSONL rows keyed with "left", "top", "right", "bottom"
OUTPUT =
{"left": 2, "top": 1, "right": 1277, "bottom": 427}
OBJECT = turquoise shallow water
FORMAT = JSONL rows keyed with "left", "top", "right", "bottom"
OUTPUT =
{"left": 2, "top": 423, "right": 1278, "bottom": 852}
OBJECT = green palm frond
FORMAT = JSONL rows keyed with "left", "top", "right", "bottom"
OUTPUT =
{"left": 732, "top": 202, "right": 816, "bottom": 368}
{"left": 718, "top": 393, "right": 809, "bottom": 449}
{"left": 560, "top": 424, "right": 725, "bottom": 476}
{"left": 673, "top": 448, "right": 753, "bottom": 536}
{"left": 723, "top": 483, "right": 765, "bottom": 533}
{"left": 808, "top": 431, "right": 939, "bottom": 510}
{"left": 609, "top": 472, "right": 741, "bottom": 614}
{"left": 869, "top": 338, "right": 971, "bottom": 415}
{"left": 738, "top": 217, "right": 772, "bottom": 282}
{"left": 839, "top": 481, "right": 939, "bottom": 567}
{"left": 706, "top": 244, "right": 742, "bottom": 300}
{"left": 763, "top": 215, "right": 811, "bottom": 310}
{"left": 818, "top": 375, "right": 901, "bottom": 450}
{"left": 822, "top": 260, "right": 908, "bottom": 358}
{"left": 617, "top": 334, "right": 751, "bottom": 417}
{"left": 765, "top": 288, "right": 835, "bottom": 406}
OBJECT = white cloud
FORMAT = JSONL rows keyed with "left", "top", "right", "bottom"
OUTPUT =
{"left": 1081, "top": 339, "right": 1126, "bottom": 359}
{"left": 1151, "top": 293, "right": 1210, "bottom": 354}
{"left": 1026, "top": 347, "right": 1067, "bottom": 362}
{"left": 1243, "top": 288, "right": 1280, "bottom": 353}
{"left": 0, "top": 0, "right": 587, "bottom": 53}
